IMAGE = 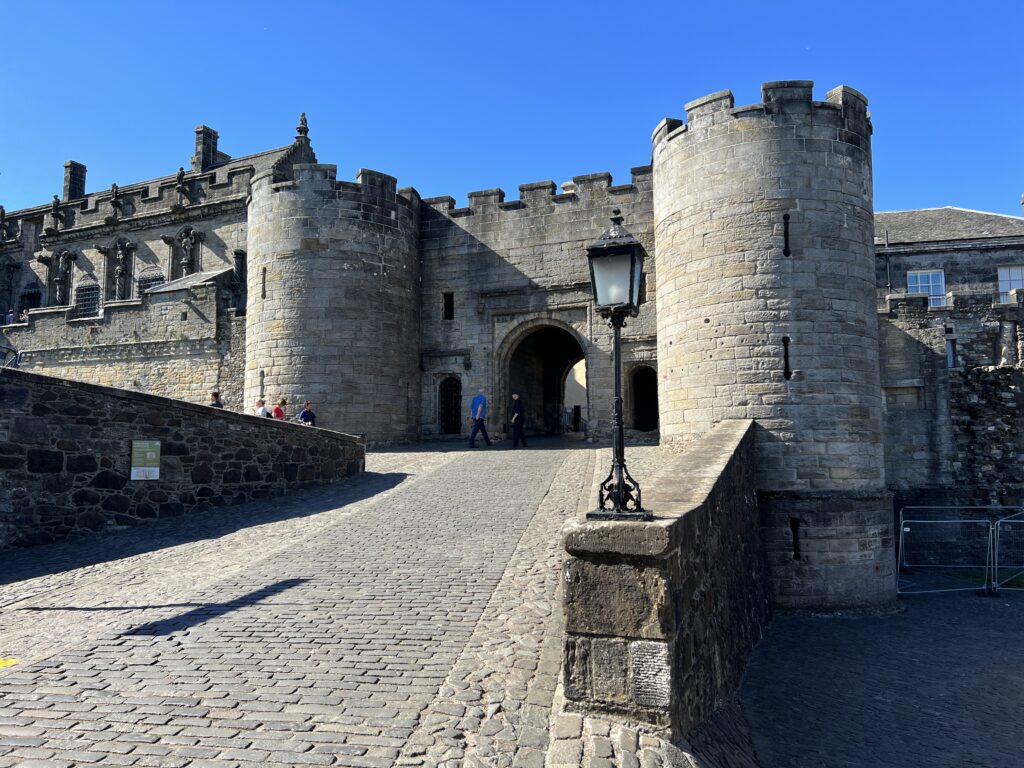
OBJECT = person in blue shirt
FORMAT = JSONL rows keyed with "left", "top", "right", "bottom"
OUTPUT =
{"left": 468, "top": 388, "right": 492, "bottom": 448}
{"left": 298, "top": 401, "right": 317, "bottom": 427}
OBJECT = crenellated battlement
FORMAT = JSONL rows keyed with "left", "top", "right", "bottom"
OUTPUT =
{"left": 653, "top": 80, "right": 871, "bottom": 146}
{"left": 422, "top": 166, "right": 652, "bottom": 218}
{"left": 253, "top": 164, "right": 420, "bottom": 214}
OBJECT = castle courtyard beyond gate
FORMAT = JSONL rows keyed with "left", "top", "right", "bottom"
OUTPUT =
{"left": 1, "top": 443, "right": 1020, "bottom": 768}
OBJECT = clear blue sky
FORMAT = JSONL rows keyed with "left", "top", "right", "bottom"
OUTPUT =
{"left": 1, "top": 1, "right": 1021, "bottom": 215}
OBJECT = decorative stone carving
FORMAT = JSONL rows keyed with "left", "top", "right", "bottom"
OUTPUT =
{"left": 161, "top": 227, "right": 202, "bottom": 279}
{"left": 0, "top": 205, "right": 6, "bottom": 240}
{"left": 95, "top": 238, "right": 137, "bottom": 301}
{"left": 37, "top": 249, "right": 77, "bottom": 305}
{"left": 175, "top": 166, "right": 191, "bottom": 207}
{"left": 47, "top": 195, "right": 62, "bottom": 234}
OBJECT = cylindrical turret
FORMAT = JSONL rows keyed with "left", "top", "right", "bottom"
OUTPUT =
{"left": 652, "top": 81, "right": 893, "bottom": 608}
{"left": 245, "top": 163, "right": 421, "bottom": 442}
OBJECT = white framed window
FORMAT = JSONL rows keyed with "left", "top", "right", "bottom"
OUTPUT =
{"left": 998, "top": 265, "right": 1024, "bottom": 304}
{"left": 907, "top": 269, "right": 946, "bottom": 307}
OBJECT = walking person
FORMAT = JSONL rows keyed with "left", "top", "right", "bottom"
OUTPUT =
{"left": 468, "top": 388, "right": 492, "bottom": 448}
{"left": 272, "top": 398, "right": 287, "bottom": 420}
{"left": 510, "top": 392, "right": 527, "bottom": 448}
{"left": 208, "top": 391, "right": 224, "bottom": 409}
{"left": 298, "top": 401, "right": 316, "bottom": 426}
{"left": 252, "top": 398, "right": 270, "bottom": 417}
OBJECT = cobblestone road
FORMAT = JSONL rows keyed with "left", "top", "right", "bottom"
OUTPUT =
{"left": 0, "top": 440, "right": 606, "bottom": 767}
{"left": 4, "top": 440, "right": 1022, "bottom": 768}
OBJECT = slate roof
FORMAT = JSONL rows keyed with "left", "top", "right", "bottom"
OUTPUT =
{"left": 875, "top": 207, "right": 1024, "bottom": 245}
{"left": 146, "top": 266, "right": 234, "bottom": 294}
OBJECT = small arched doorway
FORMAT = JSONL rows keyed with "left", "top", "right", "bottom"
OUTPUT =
{"left": 507, "top": 325, "right": 586, "bottom": 435}
{"left": 631, "top": 365, "right": 659, "bottom": 431}
{"left": 438, "top": 376, "right": 462, "bottom": 434}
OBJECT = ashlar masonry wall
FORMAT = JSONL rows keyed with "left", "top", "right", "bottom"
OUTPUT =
{"left": 418, "top": 169, "right": 656, "bottom": 439}
{"left": 0, "top": 368, "right": 364, "bottom": 549}
{"left": 2, "top": 277, "right": 245, "bottom": 409}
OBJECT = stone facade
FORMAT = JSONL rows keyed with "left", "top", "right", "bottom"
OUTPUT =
{"left": 3, "top": 82, "right": 1024, "bottom": 609}
{"left": 562, "top": 420, "right": 769, "bottom": 738}
{"left": 0, "top": 367, "right": 364, "bottom": 549}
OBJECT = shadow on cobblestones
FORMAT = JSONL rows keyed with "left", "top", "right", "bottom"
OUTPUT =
{"left": 123, "top": 577, "right": 308, "bottom": 636}
{"left": 0, "top": 471, "right": 407, "bottom": 587}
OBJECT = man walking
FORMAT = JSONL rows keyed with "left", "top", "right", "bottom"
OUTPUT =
{"left": 468, "top": 388, "right": 492, "bottom": 448}
{"left": 510, "top": 392, "right": 527, "bottom": 448}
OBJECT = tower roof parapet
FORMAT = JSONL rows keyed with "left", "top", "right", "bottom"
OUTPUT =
{"left": 654, "top": 80, "right": 872, "bottom": 147}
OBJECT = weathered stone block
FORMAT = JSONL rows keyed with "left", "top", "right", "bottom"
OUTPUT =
{"left": 27, "top": 449, "right": 63, "bottom": 473}
{"left": 564, "top": 559, "right": 669, "bottom": 639}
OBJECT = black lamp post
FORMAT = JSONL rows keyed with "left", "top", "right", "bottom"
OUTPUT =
{"left": 586, "top": 209, "right": 651, "bottom": 521}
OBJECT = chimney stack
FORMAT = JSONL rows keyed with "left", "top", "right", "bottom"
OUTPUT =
{"left": 63, "top": 161, "right": 87, "bottom": 200}
{"left": 192, "top": 125, "right": 219, "bottom": 172}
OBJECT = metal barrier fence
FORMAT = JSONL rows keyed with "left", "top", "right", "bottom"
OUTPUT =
{"left": 897, "top": 506, "right": 1024, "bottom": 595}
{"left": 995, "top": 510, "right": 1024, "bottom": 592}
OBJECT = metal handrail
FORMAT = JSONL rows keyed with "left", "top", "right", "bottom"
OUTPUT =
{"left": 0, "top": 344, "right": 21, "bottom": 369}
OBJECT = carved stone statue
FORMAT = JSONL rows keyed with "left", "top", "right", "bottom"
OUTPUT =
{"left": 110, "top": 183, "right": 122, "bottom": 211}
{"left": 175, "top": 167, "right": 190, "bottom": 206}
{"left": 53, "top": 250, "right": 76, "bottom": 305}
{"left": 176, "top": 166, "right": 185, "bottom": 188}
{"left": 0, "top": 205, "right": 6, "bottom": 240}
{"left": 50, "top": 195, "right": 61, "bottom": 230}
{"left": 178, "top": 229, "right": 196, "bottom": 276}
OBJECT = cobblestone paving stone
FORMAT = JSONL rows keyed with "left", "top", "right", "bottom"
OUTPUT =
{"left": 0, "top": 441, "right": 585, "bottom": 767}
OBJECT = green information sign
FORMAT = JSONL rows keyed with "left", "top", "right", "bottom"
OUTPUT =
{"left": 130, "top": 440, "right": 161, "bottom": 480}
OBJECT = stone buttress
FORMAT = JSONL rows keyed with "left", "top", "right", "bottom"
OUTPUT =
{"left": 652, "top": 81, "right": 895, "bottom": 609}
{"left": 244, "top": 161, "right": 421, "bottom": 442}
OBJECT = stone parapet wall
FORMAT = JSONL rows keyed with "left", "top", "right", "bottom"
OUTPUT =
{"left": 0, "top": 368, "right": 364, "bottom": 549}
{"left": 561, "top": 420, "right": 769, "bottom": 739}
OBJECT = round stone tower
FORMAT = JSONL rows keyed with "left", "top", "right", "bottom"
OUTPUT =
{"left": 245, "top": 152, "right": 420, "bottom": 443}
{"left": 652, "top": 81, "right": 893, "bottom": 609}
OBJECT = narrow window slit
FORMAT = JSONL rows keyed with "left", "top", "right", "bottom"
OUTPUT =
{"left": 261, "top": 267, "right": 267, "bottom": 299}
{"left": 789, "top": 517, "right": 801, "bottom": 560}
{"left": 782, "top": 336, "right": 792, "bottom": 380}
{"left": 783, "top": 213, "right": 791, "bottom": 257}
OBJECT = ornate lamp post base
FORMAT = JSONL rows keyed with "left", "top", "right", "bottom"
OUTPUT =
{"left": 586, "top": 313, "right": 652, "bottom": 522}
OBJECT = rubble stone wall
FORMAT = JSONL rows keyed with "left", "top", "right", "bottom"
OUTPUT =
{"left": 0, "top": 367, "right": 364, "bottom": 549}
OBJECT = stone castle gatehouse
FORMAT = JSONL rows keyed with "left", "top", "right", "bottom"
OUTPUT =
{"left": 5, "top": 81, "right": 1024, "bottom": 611}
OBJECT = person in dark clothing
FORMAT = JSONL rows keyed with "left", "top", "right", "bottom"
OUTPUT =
{"left": 510, "top": 392, "right": 527, "bottom": 448}
{"left": 208, "top": 391, "right": 224, "bottom": 408}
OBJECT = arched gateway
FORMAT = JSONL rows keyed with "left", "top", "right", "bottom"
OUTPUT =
{"left": 497, "top": 320, "right": 587, "bottom": 436}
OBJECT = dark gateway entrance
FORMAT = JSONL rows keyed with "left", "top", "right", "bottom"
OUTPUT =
{"left": 508, "top": 326, "right": 585, "bottom": 434}
{"left": 438, "top": 376, "right": 462, "bottom": 434}
{"left": 632, "top": 365, "right": 659, "bottom": 431}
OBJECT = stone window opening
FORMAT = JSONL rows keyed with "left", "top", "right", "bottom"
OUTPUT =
{"left": 782, "top": 336, "right": 793, "bottom": 380}
{"left": 261, "top": 267, "right": 267, "bottom": 299}
{"left": 18, "top": 287, "right": 42, "bottom": 312}
{"left": 789, "top": 517, "right": 802, "bottom": 560}
{"left": 137, "top": 266, "right": 166, "bottom": 295}
{"left": 443, "top": 292, "right": 454, "bottom": 321}
{"left": 946, "top": 338, "right": 958, "bottom": 369}
{"left": 72, "top": 280, "right": 101, "bottom": 318}
{"left": 907, "top": 269, "right": 947, "bottom": 307}
{"left": 997, "top": 265, "right": 1024, "bottom": 304}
